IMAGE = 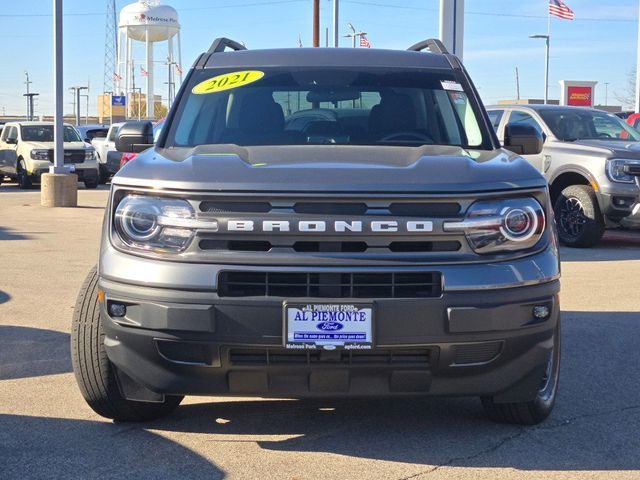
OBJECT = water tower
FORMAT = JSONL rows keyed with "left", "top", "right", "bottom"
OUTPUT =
{"left": 116, "top": 0, "right": 182, "bottom": 119}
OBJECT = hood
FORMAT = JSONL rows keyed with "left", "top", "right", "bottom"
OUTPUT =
{"left": 27, "top": 141, "right": 90, "bottom": 150}
{"left": 112, "top": 144, "right": 546, "bottom": 193}
{"left": 571, "top": 139, "right": 640, "bottom": 159}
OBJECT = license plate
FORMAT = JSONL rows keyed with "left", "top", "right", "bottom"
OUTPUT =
{"left": 284, "top": 303, "right": 373, "bottom": 350}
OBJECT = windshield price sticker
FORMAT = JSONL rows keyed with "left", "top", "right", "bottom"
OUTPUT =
{"left": 285, "top": 304, "right": 373, "bottom": 350}
{"left": 441, "top": 80, "right": 464, "bottom": 92}
{"left": 192, "top": 70, "right": 265, "bottom": 94}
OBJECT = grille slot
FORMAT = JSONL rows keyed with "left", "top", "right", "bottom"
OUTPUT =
{"left": 293, "top": 241, "right": 368, "bottom": 253}
{"left": 199, "top": 240, "right": 272, "bottom": 252}
{"left": 452, "top": 342, "right": 503, "bottom": 365}
{"left": 228, "top": 348, "right": 431, "bottom": 366}
{"left": 389, "top": 202, "right": 461, "bottom": 217}
{"left": 218, "top": 271, "right": 442, "bottom": 298}
{"left": 199, "top": 201, "right": 271, "bottom": 213}
{"left": 388, "top": 241, "right": 461, "bottom": 253}
{"left": 294, "top": 202, "right": 368, "bottom": 215}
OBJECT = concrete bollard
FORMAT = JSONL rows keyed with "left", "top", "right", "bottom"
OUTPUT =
{"left": 41, "top": 173, "right": 78, "bottom": 207}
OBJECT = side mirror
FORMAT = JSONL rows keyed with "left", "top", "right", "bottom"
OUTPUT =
{"left": 115, "top": 121, "right": 154, "bottom": 153}
{"left": 84, "top": 138, "right": 91, "bottom": 143}
{"left": 503, "top": 123, "right": 543, "bottom": 156}
{"left": 6, "top": 137, "right": 17, "bottom": 145}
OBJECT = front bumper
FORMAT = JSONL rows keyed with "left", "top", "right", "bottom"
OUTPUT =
{"left": 31, "top": 165, "right": 99, "bottom": 182}
{"left": 98, "top": 250, "right": 560, "bottom": 402}
{"left": 598, "top": 184, "right": 640, "bottom": 227}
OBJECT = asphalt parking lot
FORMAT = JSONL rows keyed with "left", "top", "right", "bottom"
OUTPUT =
{"left": 1, "top": 184, "right": 639, "bottom": 480}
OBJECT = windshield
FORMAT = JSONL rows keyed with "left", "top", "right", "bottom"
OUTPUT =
{"left": 21, "top": 125, "right": 82, "bottom": 143}
{"left": 539, "top": 109, "right": 640, "bottom": 142}
{"left": 165, "top": 67, "right": 488, "bottom": 149}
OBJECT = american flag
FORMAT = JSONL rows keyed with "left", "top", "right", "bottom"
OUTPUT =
{"left": 140, "top": 66, "right": 149, "bottom": 77}
{"left": 112, "top": 72, "right": 122, "bottom": 81}
{"left": 174, "top": 64, "right": 183, "bottom": 76}
{"left": 298, "top": 34, "right": 303, "bottom": 48}
{"left": 359, "top": 34, "right": 371, "bottom": 48}
{"left": 549, "top": 0, "right": 574, "bottom": 20}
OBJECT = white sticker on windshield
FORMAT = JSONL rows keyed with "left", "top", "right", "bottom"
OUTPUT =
{"left": 441, "top": 80, "right": 464, "bottom": 92}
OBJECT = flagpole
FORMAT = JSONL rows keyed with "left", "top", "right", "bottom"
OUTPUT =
{"left": 545, "top": 6, "right": 551, "bottom": 104}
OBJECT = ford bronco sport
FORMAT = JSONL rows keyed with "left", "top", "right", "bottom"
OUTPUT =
{"left": 71, "top": 38, "right": 561, "bottom": 425}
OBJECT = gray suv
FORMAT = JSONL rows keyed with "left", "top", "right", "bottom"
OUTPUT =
{"left": 71, "top": 38, "right": 561, "bottom": 425}
{"left": 488, "top": 105, "right": 640, "bottom": 247}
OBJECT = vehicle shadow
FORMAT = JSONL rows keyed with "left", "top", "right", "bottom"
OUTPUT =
{"left": 560, "top": 230, "right": 640, "bottom": 262}
{"left": 0, "top": 290, "right": 10, "bottom": 305}
{"left": 0, "top": 226, "right": 32, "bottom": 241}
{"left": 0, "top": 414, "right": 224, "bottom": 480}
{"left": 144, "top": 310, "right": 640, "bottom": 472}
{"left": 0, "top": 326, "right": 71, "bottom": 380}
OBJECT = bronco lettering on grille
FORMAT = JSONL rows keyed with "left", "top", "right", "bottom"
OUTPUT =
{"left": 225, "top": 220, "right": 433, "bottom": 233}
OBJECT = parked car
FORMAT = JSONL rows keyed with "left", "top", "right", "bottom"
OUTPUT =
{"left": 0, "top": 121, "right": 99, "bottom": 189}
{"left": 626, "top": 113, "right": 640, "bottom": 131}
{"left": 76, "top": 124, "right": 109, "bottom": 143}
{"left": 487, "top": 105, "right": 640, "bottom": 246}
{"left": 91, "top": 122, "right": 124, "bottom": 183}
{"left": 71, "top": 37, "right": 561, "bottom": 425}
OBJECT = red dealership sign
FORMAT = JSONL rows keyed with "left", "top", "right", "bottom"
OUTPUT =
{"left": 567, "top": 86, "right": 593, "bottom": 107}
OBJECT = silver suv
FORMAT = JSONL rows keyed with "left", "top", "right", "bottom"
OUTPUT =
{"left": 71, "top": 38, "right": 561, "bottom": 425}
{"left": 488, "top": 105, "right": 640, "bottom": 247}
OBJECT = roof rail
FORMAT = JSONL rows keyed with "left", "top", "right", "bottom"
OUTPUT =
{"left": 207, "top": 37, "right": 247, "bottom": 54}
{"left": 407, "top": 39, "right": 449, "bottom": 55}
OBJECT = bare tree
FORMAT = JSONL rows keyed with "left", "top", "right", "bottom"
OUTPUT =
{"left": 615, "top": 68, "right": 636, "bottom": 110}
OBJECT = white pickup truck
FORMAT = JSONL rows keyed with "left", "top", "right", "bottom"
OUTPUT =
{"left": 91, "top": 122, "right": 123, "bottom": 183}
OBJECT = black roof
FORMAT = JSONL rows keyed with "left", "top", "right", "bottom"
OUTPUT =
{"left": 202, "top": 47, "right": 453, "bottom": 70}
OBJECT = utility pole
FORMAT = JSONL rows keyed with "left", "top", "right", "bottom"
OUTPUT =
{"left": 312, "top": 0, "right": 320, "bottom": 47}
{"left": 24, "top": 72, "right": 33, "bottom": 120}
{"left": 604, "top": 82, "right": 610, "bottom": 106}
{"left": 24, "top": 93, "right": 39, "bottom": 121}
{"left": 69, "top": 86, "right": 88, "bottom": 125}
{"left": 333, "top": 0, "right": 339, "bottom": 47}
{"left": 515, "top": 67, "right": 521, "bottom": 100}
{"left": 439, "top": 0, "right": 464, "bottom": 59}
{"left": 344, "top": 23, "right": 366, "bottom": 48}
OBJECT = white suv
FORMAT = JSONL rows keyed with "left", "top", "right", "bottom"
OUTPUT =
{"left": 0, "top": 121, "right": 99, "bottom": 189}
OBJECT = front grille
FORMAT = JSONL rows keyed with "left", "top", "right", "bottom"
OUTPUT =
{"left": 48, "top": 149, "right": 86, "bottom": 164}
{"left": 218, "top": 271, "right": 442, "bottom": 298}
{"left": 200, "top": 240, "right": 460, "bottom": 253}
{"left": 228, "top": 348, "right": 431, "bottom": 366}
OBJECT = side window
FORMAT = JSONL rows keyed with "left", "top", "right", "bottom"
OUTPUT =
{"left": 509, "top": 111, "right": 543, "bottom": 134}
{"left": 108, "top": 127, "right": 118, "bottom": 142}
{"left": 487, "top": 110, "right": 504, "bottom": 132}
{"left": 0, "top": 126, "right": 7, "bottom": 142}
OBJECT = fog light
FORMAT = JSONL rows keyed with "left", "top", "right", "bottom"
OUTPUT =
{"left": 533, "top": 305, "right": 550, "bottom": 320}
{"left": 109, "top": 303, "right": 127, "bottom": 318}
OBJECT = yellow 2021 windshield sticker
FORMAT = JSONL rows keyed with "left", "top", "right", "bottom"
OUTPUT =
{"left": 192, "top": 70, "right": 265, "bottom": 94}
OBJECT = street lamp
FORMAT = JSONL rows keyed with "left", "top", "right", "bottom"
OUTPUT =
{"left": 530, "top": 34, "right": 550, "bottom": 105}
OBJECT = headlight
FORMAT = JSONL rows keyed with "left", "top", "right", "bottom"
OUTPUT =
{"left": 85, "top": 149, "right": 96, "bottom": 161}
{"left": 443, "top": 197, "right": 546, "bottom": 254}
{"left": 606, "top": 159, "right": 640, "bottom": 184}
{"left": 114, "top": 195, "right": 211, "bottom": 253}
{"left": 31, "top": 149, "right": 50, "bottom": 160}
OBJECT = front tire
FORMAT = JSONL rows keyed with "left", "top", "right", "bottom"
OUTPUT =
{"left": 84, "top": 178, "right": 99, "bottom": 189}
{"left": 71, "top": 267, "right": 183, "bottom": 422}
{"left": 554, "top": 185, "right": 605, "bottom": 248}
{"left": 17, "top": 159, "right": 32, "bottom": 189}
{"left": 98, "top": 164, "right": 110, "bottom": 184}
{"left": 481, "top": 320, "right": 561, "bottom": 425}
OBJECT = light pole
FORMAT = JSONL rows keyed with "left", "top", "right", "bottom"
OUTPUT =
{"left": 344, "top": 23, "right": 366, "bottom": 48}
{"left": 604, "top": 82, "right": 610, "bottom": 106}
{"left": 530, "top": 34, "right": 550, "bottom": 104}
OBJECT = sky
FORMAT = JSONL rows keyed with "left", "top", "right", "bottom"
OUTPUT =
{"left": 0, "top": 0, "right": 639, "bottom": 117}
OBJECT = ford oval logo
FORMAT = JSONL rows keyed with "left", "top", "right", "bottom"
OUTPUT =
{"left": 317, "top": 321, "right": 343, "bottom": 331}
